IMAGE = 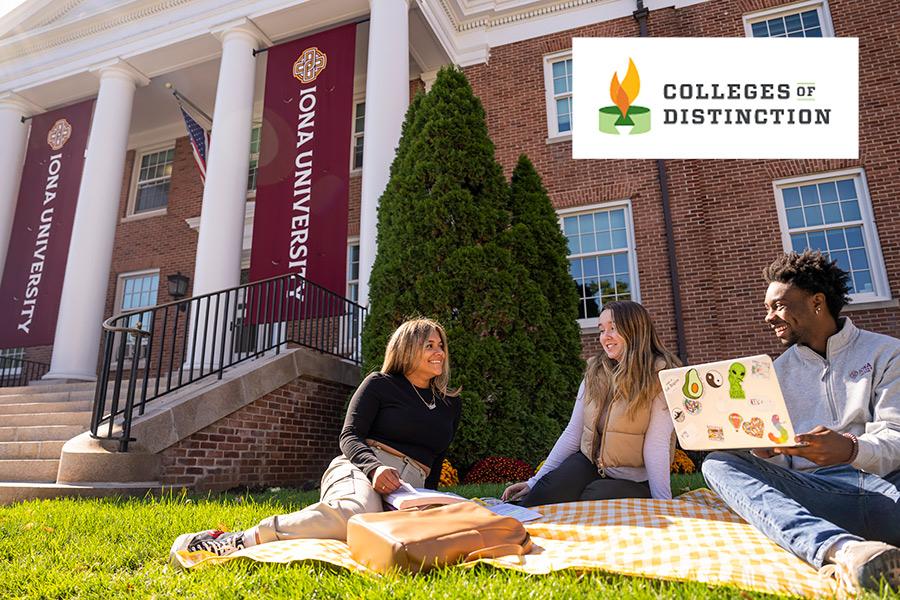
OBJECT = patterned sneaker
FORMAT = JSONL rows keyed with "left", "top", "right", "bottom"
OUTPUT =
{"left": 168, "top": 530, "right": 245, "bottom": 567}
{"left": 187, "top": 530, "right": 246, "bottom": 556}
{"left": 830, "top": 541, "right": 900, "bottom": 593}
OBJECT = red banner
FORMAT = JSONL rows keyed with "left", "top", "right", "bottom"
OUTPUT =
{"left": 0, "top": 99, "right": 93, "bottom": 348}
{"left": 249, "top": 23, "right": 356, "bottom": 299}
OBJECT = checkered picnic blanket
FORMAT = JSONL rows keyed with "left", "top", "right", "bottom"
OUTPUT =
{"left": 173, "top": 489, "right": 837, "bottom": 598}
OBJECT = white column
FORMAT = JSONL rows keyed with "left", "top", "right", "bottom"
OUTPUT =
{"left": 0, "top": 94, "right": 41, "bottom": 283}
{"left": 192, "top": 21, "right": 265, "bottom": 299}
{"left": 188, "top": 21, "right": 265, "bottom": 369}
{"left": 45, "top": 61, "right": 148, "bottom": 381}
{"left": 358, "top": 0, "right": 411, "bottom": 307}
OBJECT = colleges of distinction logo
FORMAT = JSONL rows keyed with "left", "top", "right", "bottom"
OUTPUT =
{"left": 599, "top": 58, "right": 650, "bottom": 135}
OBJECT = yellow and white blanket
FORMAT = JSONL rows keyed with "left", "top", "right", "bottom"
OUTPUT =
{"left": 173, "top": 489, "right": 837, "bottom": 598}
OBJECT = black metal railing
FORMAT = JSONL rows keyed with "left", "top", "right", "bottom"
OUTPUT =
{"left": 91, "top": 272, "right": 366, "bottom": 451}
{"left": 0, "top": 356, "right": 50, "bottom": 388}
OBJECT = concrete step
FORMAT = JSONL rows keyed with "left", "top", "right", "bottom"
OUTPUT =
{"left": 0, "top": 440, "right": 65, "bottom": 460}
{"left": 0, "top": 400, "right": 93, "bottom": 415}
{"left": 0, "top": 381, "right": 96, "bottom": 396}
{"left": 3, "top": 411, "right": 92, "bottom": 427}
{"left": 0, "top": 459, "right": 58, "bottom": 482}
{"left": 0, "top": 481, "right": 164, "bottom": 505}
{"left": 0, "top": 425, "right": 85, "bottom": 442}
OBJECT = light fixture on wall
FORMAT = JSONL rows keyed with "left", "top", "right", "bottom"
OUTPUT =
{"left": 167, "top": 272, "right": 190, "bottom": 300}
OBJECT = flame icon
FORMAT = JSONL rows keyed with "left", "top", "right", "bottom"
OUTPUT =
{"left": 599, "top": 58, "right": 650, "bottom": 135}
{"left": 609, "top": 58, "right": 641, "bottom": 121}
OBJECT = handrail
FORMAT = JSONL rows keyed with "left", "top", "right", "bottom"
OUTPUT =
{"left": 0, "top": 356, "right": 50, "bottom": 388}
{"left": 90, "top": 271, "right": 367, "bottom": 451}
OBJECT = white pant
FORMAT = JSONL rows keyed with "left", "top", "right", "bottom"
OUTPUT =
{"left": 255, "top": 451, "right": 427, "bottom": 543}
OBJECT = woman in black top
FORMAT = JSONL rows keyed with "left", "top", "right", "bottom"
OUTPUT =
{"left": 170, "top": 318, "right": 461, "bottom": 561}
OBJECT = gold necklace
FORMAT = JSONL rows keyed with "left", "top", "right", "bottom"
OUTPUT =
{"left": 408, "top": 379, "right": 436, "bottom": 410}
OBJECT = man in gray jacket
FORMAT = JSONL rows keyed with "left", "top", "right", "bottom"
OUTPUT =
{"left": 702, "top": 250, "right": 900, "bottom": 593}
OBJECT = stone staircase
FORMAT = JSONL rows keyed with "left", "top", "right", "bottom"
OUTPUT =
{"left": 0, "top": 381, "right": 94, "bottom": 484}
{"left": 0, "top": 381, "right": 160, "bottom": 503}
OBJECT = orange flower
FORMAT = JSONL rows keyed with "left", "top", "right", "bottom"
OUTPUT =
{"left": 670, "top": 448, "right": 695, "bottom": 474}
{"left": 439, "top": 459, "right": 459, "bottom": 487}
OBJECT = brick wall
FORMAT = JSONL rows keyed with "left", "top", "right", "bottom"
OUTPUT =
{"left": 463, "top": 0, "right": 900, "bottom": 364}
{"left": 21, "top": 2, "right": 900, "bottom": 371}
{"left": 159, "top": 374, "right": 354, "bottom": 491}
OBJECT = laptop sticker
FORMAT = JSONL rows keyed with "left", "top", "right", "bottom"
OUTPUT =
{"left": 768, "top": 415, "right": 789, "bottom": 443}
{"left": 705, "top": 370, "right": 723, "bottom": 388}
{"left": 728, "top": 362, "right": 746, "bottom": 399}
{"left": 707, "top": 425, "right": 724, "bottom": 441}
{"left": 683, "top": 368, "right": 703, "bottom": 399}
{"left": 742, "top": 416, "right": 764, "bottom": 438}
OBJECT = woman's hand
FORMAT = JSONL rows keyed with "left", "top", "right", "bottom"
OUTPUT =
{"left": 501, "top": 482, "right": 530, "bottom": 502}
{"left": 371, "top": 466, "right": 402, "bottom": 494}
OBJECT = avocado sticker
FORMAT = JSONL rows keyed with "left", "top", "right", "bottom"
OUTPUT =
{"left": 728, "top": 362, "right": 746, "bottom": 399}
{"left": 682, "top": 368, "right": 703, "bottom": 399}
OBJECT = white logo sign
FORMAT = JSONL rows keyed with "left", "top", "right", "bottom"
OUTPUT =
{"left": 572, "top": 38, "right": 858, "bottom": 159}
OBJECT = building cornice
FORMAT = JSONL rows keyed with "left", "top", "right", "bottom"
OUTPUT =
{"left": 1, "top": 0, "right": 194, "bottom": 61}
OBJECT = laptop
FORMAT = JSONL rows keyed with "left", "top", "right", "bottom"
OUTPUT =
{"left": 658, "top": 354, "right": 798, "bottom": 451}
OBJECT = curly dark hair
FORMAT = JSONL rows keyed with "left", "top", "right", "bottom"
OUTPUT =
{"left": 762, "top": 250, "right": 851, "bottom": 320}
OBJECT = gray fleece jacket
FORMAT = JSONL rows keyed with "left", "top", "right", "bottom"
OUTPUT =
{"left": 773, "top": 317, "right": 900, "bottom": 476}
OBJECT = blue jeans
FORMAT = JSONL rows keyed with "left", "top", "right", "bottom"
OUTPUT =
{"left": 701, "top": 451, "right": 900, "bottom": 568}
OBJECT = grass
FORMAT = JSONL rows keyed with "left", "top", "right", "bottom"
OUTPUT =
{"left": 0, "top": 474, "right": 894, "bottom": 599}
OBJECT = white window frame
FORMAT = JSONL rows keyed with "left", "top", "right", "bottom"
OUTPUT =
{"left": 125, "top": 143, "right": 175, "bottom": 220}
{"left": 0, "top": 347, "right": 25, "bottom": 377}
{"left": 557, "top": 199, "right": 641, "bottom": 329}
{"left": 247, "top": 123, "right": 262, "bottom": 198}
{"left": 347, "top": 237, "right": 360, "bottom": 303}
{"left": 350, "top": 97, "right": 365, "bottom": 173}
{"left": 543, "top": 50, "right": 573, "bottom": 143}
{"left": 773, "top": 168, "right": 890, "bottom": 305}
{"left": 743, "top": 0, "right": 835, "bottom": 38}
{"left": 113, "top": 268, "right": 161, "bottom": 361}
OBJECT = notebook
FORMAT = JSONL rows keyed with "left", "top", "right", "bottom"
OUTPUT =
{"left": 658, "top": 354, "right": 798, "bottom": 450}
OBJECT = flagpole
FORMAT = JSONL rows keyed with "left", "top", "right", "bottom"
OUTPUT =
{"left": 164, "top": 83, "right": 213, "bottom": 126}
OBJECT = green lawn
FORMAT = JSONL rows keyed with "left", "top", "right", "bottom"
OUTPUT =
{"left": 0, "top": 474, "right": 894, "bottom": 599}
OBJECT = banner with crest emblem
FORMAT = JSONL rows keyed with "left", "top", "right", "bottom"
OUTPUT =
{"left": 249, "top": 23, "right": 356, "bottom": 299}
{"left": 0, "top": 99, "right": 93, "bottom": 348}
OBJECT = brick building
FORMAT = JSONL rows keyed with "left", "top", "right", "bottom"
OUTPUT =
{"left": 0, "top": 0, "right": 896, "bottom": 377}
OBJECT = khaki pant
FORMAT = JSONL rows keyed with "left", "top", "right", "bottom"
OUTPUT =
{"left": 255, "top": 451, "right": 428, "bottom": 543}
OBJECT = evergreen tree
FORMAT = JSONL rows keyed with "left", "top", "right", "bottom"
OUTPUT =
{"left": 362, "top": 68, "right": 580, "bottom": 466}
{"left": 503, "top": 155, "right": 584, "bottom": 431}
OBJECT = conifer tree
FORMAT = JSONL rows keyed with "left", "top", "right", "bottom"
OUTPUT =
{"left": 362, "top": 68, "right": 580, "bottom": 466}
{"left": 503, "top": 155, "right": 584, "bottom": 428}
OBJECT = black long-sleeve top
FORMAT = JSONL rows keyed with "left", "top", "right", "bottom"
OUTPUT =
{"left": 339, "top": 372, "right": 461, "bottom": 489}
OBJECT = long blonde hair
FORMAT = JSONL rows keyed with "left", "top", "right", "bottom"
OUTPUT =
{"left": 381, "top": 318, "right": 460, "bottom": 398}
{"left": 585, "top": 301, "right": 680, "bottom": 417}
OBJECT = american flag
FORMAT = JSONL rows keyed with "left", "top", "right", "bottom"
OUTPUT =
{"left": 180, "top": 107, "right": 209, "bottom": 183}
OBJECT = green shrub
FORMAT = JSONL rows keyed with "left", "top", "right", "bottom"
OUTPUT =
{"left": 362, "top": 67, "right": 582, "bottom": 467}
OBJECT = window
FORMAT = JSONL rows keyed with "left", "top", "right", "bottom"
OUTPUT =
{"left": 133, "top": 147, "right": 174, "bottom": 214}
{"left": 117, "top": 271, "right": 160, "bottom": 358}
{"left": 352, "top": 102, "right": 365, "bottom": 170}
{"left": 0, "top": 347, "right": 25, "bottom": 379}
{"left": 774, "top": 169, "right": 890, "bottom": 303}
{"left": 543, "top": 52, "right": 573, "bottom": 139}
{"left": 347, "top": 242, "right": 360, "bottom": 303}
{"left": 247, "top": 125, "right": 261, "bottom": 193}
{"left": 745, "top": 1, "right": 834, "bottom": 38}
{"left": 559, "top": 202, "right": 639, "bottom": 325}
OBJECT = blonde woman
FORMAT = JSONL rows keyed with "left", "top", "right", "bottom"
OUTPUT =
{"left": 502, "top": 301, "right": 680, "bottom": 506}
{"left": 170, "top": 318, "right": 461, "bottom": 560}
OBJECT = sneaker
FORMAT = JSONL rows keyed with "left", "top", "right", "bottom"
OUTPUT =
{"left": 168, "top": 530, "right": 245, "bottom": 566}
{"left": 829, "top": 541, "right": 900, "bottom": 593}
